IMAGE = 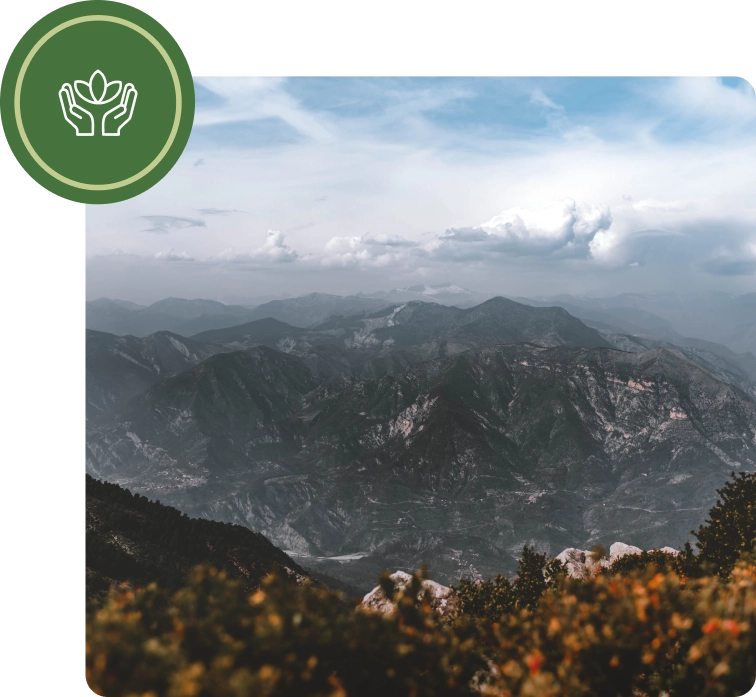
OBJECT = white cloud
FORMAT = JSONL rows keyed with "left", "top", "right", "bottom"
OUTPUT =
{"left": 530, "top": 88, "right": 564, "bottom": 112}
{"left": 141, "top": 215, "right": 206, "bottom": 234}
{"left": 655, "top": 77, "right": 756, "bottom": 128}
{"left": 154, "top": 249, "right": 194, "bottom": 262}
{"left": 430, "top": 199, "right": 612, "bottom": 259}
{"left": 215, "top": 230, "right": 299, "bottom": 264}
{"left": 360, "top": 232, "right": 418, "bottom": 247}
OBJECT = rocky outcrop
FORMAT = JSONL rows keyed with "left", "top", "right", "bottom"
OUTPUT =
{"left": 609, "top": 542, "right": 643, "bottom": 562}
{"left": 360, "top": 571, "right": 458, "bottom": 619}
{"left": 556, "top": 548, "right": 609, "bottom": 579}
{"left": 556, "top": 542, "right": 679, "bottom": 579}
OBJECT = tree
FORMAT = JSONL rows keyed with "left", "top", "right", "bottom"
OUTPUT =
{"left": 695, "top": 471, "right": 756, "bottom": 577}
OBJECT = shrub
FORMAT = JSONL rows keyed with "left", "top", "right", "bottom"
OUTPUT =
{"left": 479, "top": 559, "right": 756, "bottom": 697}
{"left": 86, "top": 566, "right": 486, "bottom": 697}
{"left": 86, "top": 472, "right": 756, "bottom": 696}
{"left": 453, "top": 546, "right": 567, "bottom": 622}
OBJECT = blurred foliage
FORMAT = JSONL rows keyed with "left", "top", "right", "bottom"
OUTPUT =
{"left": 87, "top": 567, "right": 486, "bottom": 697}
{"left": 87, "top": 472, "right": 756, "bottom": 696}
{"left": 477, "top": 558, "right": 756, "bottom": 697}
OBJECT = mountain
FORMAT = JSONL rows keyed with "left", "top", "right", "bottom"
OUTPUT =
{"left": 88, "top": 297, "right": 146, "bottom": 312}
{"left": 86, "top": 474, "right": 310, "bottom": 599}
{"left": 520, "top": 292, "right": 756, "bottom": 355}
{"left": 235, "top": 293, "right": 393, "bottom": 328}
{"left": 360, "top": 283, "right": 490, "bottom": 308}
{"left": 193, "top": 317, "right": 306, "bottom": 345}
{"left": 86, "top": 297, "right": 260, "bottom": 337}
{"left": 87, "top": 340, "right": 756, "bottom": 589}
{"left": 598, "top": 331, "right": 756, "bottom": 400}
{"left": 86, "top": 329, "right": 228, "bottom": 420}
{"left": 87, "top": 346, "right": 319, "bottom": 486}
{"left": 516, "top": 294, "right": 756, "bottom": 398}
{"left": 193, "top": 297, "right": 611, "bottom": 382}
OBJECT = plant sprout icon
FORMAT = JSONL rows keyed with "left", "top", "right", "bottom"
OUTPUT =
{"left": 59, "top": 70, "right": 137, "bottom": 136}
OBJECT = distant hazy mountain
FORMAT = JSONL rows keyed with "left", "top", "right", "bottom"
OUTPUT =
{"left": 360, "top": 282, "right": 490, "bottom": 308}
{"left": 596, "top": 331, "right": 756, "bottom": 400}
{"left": 236, "top": 293, "right": 393, "bottom": 328}
{"left": 86, "top": 329, "right": 228, "bottom": 420}
{"left": 87, "top": 337, "right": 756, "bottom": 587}
{"left": 86, "top": 297, "right": 260, "bottom": 337}
{"left": 519, "top": 292, "right": 756, "bottom": 355}
{"left": 515, "top": 292, "right": 756, "bottom": 397}
{"left": 87, "top": 297, "right": 146, "bottom": 312}
{"left": 195, "top": 297, "right": 611, "bottom": 377}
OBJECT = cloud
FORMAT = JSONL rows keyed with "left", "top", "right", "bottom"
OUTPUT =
{"left": 88, "top": 78, "right": 756, "bottom": 299}
{"left": 320, "top": 232, "right": 420, "bottom": 268}
{"left": 530, "top": 89, "right": 564, "bottom": 113}
{"left": 154, "top": 249, "right": 194, "bottom": 262}
{"left": 655, "top": 77, "right": 756, "bottom": 129}
{"left": 360, "top": 232, "right": 418, "bottom": 247}
{"left": 197, "top": 208, "right": 243, "bottom": 216}
{"left": 194, "top": 78, "right": 334, "bottom": 143}
{"left": 141, "top": 216, "right": 206, "bottom": 234}
{"left": 702, "top": 257, "right": 756, "bottom": 276}
{"left": 215, "top": 230, "right": 299, "bottom": 264}
{"left": 630, "top": 199, "right": 693, "bottom": 213}
{"left": 430, "top": 199, "right": 612, "bottom": 260}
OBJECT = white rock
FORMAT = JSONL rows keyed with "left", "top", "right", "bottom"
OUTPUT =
{"left": 556, "top": 548, "right": 610, "bottom": 578}
{"left": 656, "top": 546, "right": 680, "bottom": 556}
{"left": 609, "top": 542, "right": 643, "bottom": 563}
{"left": 556, "top": 548, "right": 592, "bottom": 579}
{"left": 361, "top": 570, "right": 458, "bottom": 619}
{"left": 555, "top": 542, "right": 679, "bottom": 579}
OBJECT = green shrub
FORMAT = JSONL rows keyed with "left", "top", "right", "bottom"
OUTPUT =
{"left": 453, "top": 546, "right": 566, "bottom": 622}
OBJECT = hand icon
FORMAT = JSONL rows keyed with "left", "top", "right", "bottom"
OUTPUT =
{"left": 59, "top": 83, "right": 95, "bottom": 136}
{"left": 102, "top": 83, "right": 137, "bottom": 137}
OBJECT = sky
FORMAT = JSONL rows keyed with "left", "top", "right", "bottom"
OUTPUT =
{"left": 86, "top": 77, "right": 756, "bottom": 304}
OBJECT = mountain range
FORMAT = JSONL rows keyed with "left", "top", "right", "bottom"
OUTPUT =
{"left": 517, "top": 291, "right": 756, "bottom": 356}
{"left": 88, "top": 289, "right": 756, "bottom": 360}
{"left": 357, "top": 283, "right": 490, "bottom": 308}
{"left": 87, "top": 294, "right": 756, "bottom": 590}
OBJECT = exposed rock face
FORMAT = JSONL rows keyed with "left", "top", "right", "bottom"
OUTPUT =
{"left": 610, "top": 542, "right": 643, "bottom": 563}
{"left": 556, "top": 548, "right": 608, "bottom": 579}
{"left": 556, "top": 542, "right": 680, "bottom": 579}
{"left": 361, "top": 571, "right": 459, "bottom": 619}
{"left": 657, "top": 546, "right": 681, "bottom": 556}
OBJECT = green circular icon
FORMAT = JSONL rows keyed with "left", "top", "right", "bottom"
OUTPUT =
{"left": 1, "top": 1, "right": 194, "bottom": 204}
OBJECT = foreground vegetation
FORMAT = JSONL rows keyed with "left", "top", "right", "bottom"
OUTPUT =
{"left": 87, "top": 472, "right": 756, "bottom": 697}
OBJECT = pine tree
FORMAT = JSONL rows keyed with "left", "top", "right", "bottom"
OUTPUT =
{"left": 694, "top": 471, "right": 756, "bottom": 577}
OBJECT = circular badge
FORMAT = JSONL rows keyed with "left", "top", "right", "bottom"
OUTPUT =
{"left": 1, "top": 1, "right": 194, "bottom": 203}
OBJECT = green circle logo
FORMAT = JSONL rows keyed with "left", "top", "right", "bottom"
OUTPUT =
{"left": 1, "top": 1, "right": 194, "bottom": 203}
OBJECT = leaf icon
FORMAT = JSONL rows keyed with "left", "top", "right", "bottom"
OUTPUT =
{"left": 74, "top": 79, "right": 94, "bottom": 104}
{"left": 101, "top": 80, "right": 123, "bottom": 104}
{"left": 90, "top": 70, "right": 106, "bottom": 102}
{"left": 73, "top": 70, "right": 123, "bottom": 104}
